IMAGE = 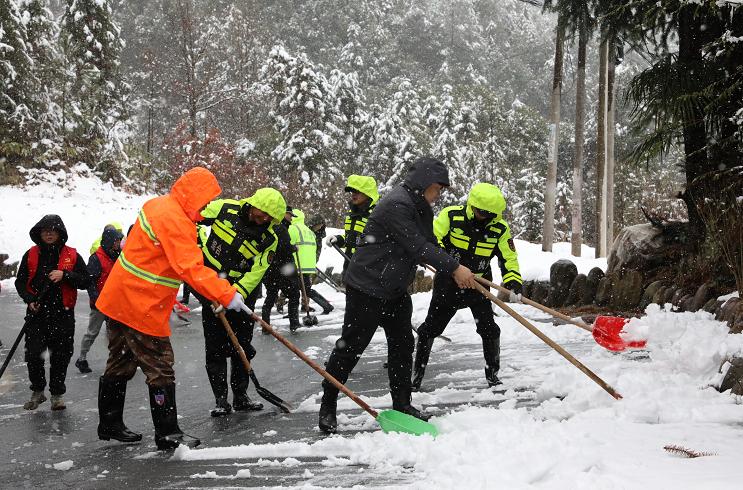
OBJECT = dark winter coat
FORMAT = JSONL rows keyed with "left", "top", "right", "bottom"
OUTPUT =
{"left": 344, "top": 158, "right": 459, "bottom": 300}
{"left": 88, "top": 227, "right": 123, "bottom": 305}
{"left": 14, "top": 214, "right": 90, "bottom": 312}
{"left": 264, "top": 221, "right": 295, "bottom": 280}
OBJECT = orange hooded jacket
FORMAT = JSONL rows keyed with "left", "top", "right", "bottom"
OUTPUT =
{"left": 97, "top": 167, "right": 236, "bottom": 337}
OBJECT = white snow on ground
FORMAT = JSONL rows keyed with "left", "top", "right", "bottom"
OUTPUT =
{"left": 4, "top": 175, "right": 743, "bottom": 488}
{"left": 0, "top": 171, "right": 151, "bottom": 264}
{"left": 175, "top": 289, "right": 743, "bottom": 489}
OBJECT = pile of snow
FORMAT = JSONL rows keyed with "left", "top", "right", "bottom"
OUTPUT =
{"left": 50, "top": 460, "right": 74, "bottom": 471}
{"left": 173, "top": 304, "right": 743, "bottom": 488}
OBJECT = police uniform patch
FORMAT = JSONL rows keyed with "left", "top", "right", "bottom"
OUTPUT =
{"left": 507, "top": 238, "right": 516, "bottom": 252}
{"left": 267, "top": 251, "right": 275, "bottom": 263}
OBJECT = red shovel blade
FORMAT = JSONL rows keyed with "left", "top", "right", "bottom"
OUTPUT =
{"left": 592, "top": 316, "right": 647, "bottom": 352}
{"left": 174, "top": 302, "right": 191, "bottom": 313}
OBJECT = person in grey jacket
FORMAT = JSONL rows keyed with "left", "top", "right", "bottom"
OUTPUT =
{"left": 318, "top": 157, "right": 477, "bottom": 433}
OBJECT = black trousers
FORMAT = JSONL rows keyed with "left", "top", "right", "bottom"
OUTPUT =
{"left": 261, "top": 270, "right": 300, "bottom": 324}
{"left": 24, "top": 307, "right": 75, "bottom": 395}
{"left": 303, "top": 275, "right": 333, "bottom": 312}
{"left": 418, "top": 275, "right": 501, "bottom": 366}
{"left": 323, "top": 287, "right": 414, "bottom": 406}
{"left": 199, "top": 292, "right": 258, "bottom": 400}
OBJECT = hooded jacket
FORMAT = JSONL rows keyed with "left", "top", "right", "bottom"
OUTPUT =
{"left": 344, "top": 158, "right": 459, "bottom": 300}
{"left": 87, "top": 227, "right": 124, "bottom": 305}
{"left": 288, "top": 209, "right": 317, "bottom": 274}
{"left": 341, "top": 175, "right": 380, "bottom": 258}
{"left": 96, "top": 167, "right": 236, "bottom": 337}
{"left": 199, "top": 193, "right": 280, "bottom": 299}
{"left": 14, "top": 214, "right": 90, "bottom": 311}
{"left": 434, "top": 183, "right": 521, "bottom": 284}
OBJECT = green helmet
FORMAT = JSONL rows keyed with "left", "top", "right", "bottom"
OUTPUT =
{"left": 344, "top": 175, "right": 380, "bottom": 204}
{"left": 244, "top": 188, "right": 287, "bottom": 223}
{"left": 467, "top": 183, "right": 506, "bottom": 218}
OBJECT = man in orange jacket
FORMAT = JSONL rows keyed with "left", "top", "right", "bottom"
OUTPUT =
{"left": 95, "top": 167, "right": 250, "bottom": 451}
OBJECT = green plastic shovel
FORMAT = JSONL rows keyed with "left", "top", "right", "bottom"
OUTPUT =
{"left": 251, "top": 313, "right": 438, "bottom": 437}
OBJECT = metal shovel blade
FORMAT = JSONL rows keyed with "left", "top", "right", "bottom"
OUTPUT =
{"left": 592, "top": 316, "right": 647, "bottom": 352}
{"left": 251, "top": 376, "right": 292, "bottom": 413}
{"left": 303, "top": 315, "right": 319, "bottom": 326}
{"left": 376, "top": 409, "right": 438, "bottom": 437}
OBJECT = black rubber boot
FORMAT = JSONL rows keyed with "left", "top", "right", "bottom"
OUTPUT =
{"left": 482, "top": 336, "right": 502, "bottom": 387}
{"left": 210, "top": 398, "right": 232, "bottom": 417}
{"left": 233, "top": 393, "right": 263, "bottom": 411}
{"left": 411, "top": 335, "right": 435, "bottom": 392}
{"left": 149, "top": 384, "right": 200, "bottom": 450}
{"left": 309, "top": 289, "right": 333, "bottom": 315}
{"left": 97, "top": 377, "right": 142, "bottom": 443}
{"left": 391, "top": 386, "right": 430, "bottom": 422}
{"left": 485, "top": 366, "right": 502, "bottom": 387}
{"left": 318, "top": 384, "right": 338, "bottom": 434}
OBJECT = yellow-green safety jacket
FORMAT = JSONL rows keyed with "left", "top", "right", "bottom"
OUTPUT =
{"left": 433, "top": 183, "right": 521, "bottom": 286}
{"left": 200, "top": 199, "right": 278, "bottom": 299}
{"left": 289, "top": 209, "right": 317, "bottom": 274}
{"left": 342, "top": 175, "right": 379, "bottom": 257}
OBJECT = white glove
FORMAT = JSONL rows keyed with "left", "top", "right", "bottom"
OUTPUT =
{"left": 225, "top": 292, "right": 254, "bottom": 315}
{"left": 326, "top": 235, "right": 340, "bottom": 246}
{"left": 508, "top": 291, "right": 522, "bottom": 303}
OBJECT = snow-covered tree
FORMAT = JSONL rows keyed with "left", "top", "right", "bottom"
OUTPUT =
{"left": 1, "top": 0, "right": 36, "bottom": 163}
{"left": 60, "top": 0, "right": 128, "bottom": 177}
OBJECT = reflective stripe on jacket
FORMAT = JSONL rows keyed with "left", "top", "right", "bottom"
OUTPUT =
{"left": 433, "top": 205, "right": 521, "bottom": 284}
{"left": 96, "top": 167, "right": 236, "bottom": 337}
{"left": 288, "top": 209, "right": 317, "bottom": 274}
{"left": 200, "top": 198, "right": 277, "bottom": 299}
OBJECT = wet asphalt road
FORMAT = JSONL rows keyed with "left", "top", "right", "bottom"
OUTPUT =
{"left": 0, "top": 286, "right": 569, "bottom": 488}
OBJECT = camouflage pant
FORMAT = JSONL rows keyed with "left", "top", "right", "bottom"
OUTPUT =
{"left": 103, "top": 320, "right": 175, "bottom": 387}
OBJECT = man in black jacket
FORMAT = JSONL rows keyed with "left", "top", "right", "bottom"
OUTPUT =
{"left": 261, "top": 207, "right": 302, "bottom": 332}
{"left": 14, "top": 215, "right": 90, "bottom": 411}
{"left": 318, "top": 157, "right": 477, "bottom": 433}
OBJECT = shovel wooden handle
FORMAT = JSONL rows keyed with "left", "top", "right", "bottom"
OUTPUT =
{"left": 250, "top": 312, "right": 379, "bottom": 418}
{"left": 213, "top": 303, "right": 255, "bottom": 374}
{"left": 473, "top": 283, "right": 622, "bottom": 400}
{"left": 474, "top": 276, "right": 593, "bottom": 332}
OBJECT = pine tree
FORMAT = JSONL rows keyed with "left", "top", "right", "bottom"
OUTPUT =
{"left": 60, "top": 0, "right": 127, "bottom": 177}
{"left": 0, "top": 0, "right": 36, "bottom": 164}
{"left": 329, "top": 67, "right": 367, "bottom": 175}
{"left": 431, "top": 84, "right": 458, "bottom": 167}
{"left": 269, "top": 49, "right": 339, "bottom": 201}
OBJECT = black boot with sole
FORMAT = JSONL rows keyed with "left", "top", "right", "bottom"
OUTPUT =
{"left": 98, "top": 377, "right": 142, "bottom": 443}
{"left": 149, "top": 384, "right": 200, "bottom": 450}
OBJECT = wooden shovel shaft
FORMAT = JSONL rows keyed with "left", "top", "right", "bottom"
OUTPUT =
{"left": 474, "top": 276, "right": 593, "bottom": 332}
{"left": 473, "top": 283, "right": 622, "bottom": 400}
{"left": 213, "top": 303, "right": 255, "bottom": 374}
{"left": 251, "top": 312, "right": 379, "bottom": 418}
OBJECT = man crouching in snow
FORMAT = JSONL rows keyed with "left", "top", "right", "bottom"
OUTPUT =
{"left": 14, "top": 214, "right": 90, "bottom": 411}
{"left": 318, "top": 157, "right": 478, "bottom": 434}
{"left": 95, "top": 167, "right": 250, "bottom": 450}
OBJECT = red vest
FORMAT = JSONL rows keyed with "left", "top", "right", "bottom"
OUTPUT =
{"left": 94, "top": 247, "right": 115, "bottom": 294}
{"left": 26, "top": 245, "right": 78, "bottom": 309}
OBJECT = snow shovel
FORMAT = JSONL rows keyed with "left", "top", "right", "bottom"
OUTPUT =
{"left": 315, "top": 268, "right": 344, "bottom": 293}
{"left": 474, "top": 276, "right": 646, "bottom": 352}
{"left": 472, "top": 282, "right": 622, "bottom": 400}
{"left": 212, "top": 303, "right": 292, "bottom": 413}
{"left": 251, "top": 313, "right": 438, "bottom": 437}
{"left": 295, "top": 255, "right": 318, "bottom": 327}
